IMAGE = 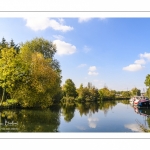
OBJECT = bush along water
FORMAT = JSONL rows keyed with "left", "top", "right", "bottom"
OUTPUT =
{"left": 0, "top": 99, "right": 20, "bottom": 108}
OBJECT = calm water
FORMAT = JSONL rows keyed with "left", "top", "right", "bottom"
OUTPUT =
{"left": 0, "top": 99, "right": 150, "bottom": 132}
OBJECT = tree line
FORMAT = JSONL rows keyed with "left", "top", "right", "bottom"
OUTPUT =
{"left": 0, "top": 37, "right": 147, "bottom": 109}
{"left": 61, "top": 79, "right": 142, "bottom": 104}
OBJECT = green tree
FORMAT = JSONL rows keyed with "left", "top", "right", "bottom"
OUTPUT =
{"left": 0, "top": 47, "right": 25, "bottom": 104}
{"left": 62, "top": 79, "right": 77, "bottom": 98}
{"left": 21, "top": 37, "right": 60, "bottom": 73}
{"left": 99, "top": 87, "right": 115, "bottom": 100}
{"left": 76, "top": 83, "right": 99, "bottom": 102}
{"left": 145, "top": 74, "right": 150, "bottom": 88}
{"left": 76, "top": 84, "right": 84, "bottom": 100}
{"left": 13, "top": 50, "right": 61, "bottom": 108}
{"left": 131, "top": 87, "right": 141, "bottom": 96}
{"left": 144, "top": 74, "right": 150, "bottom": 98}
{"left": 0, "top": 37, "right": 20, "bottom": 54}
{"left": 121, "top": 91, "right": 131, "bottom": 98}
{"left": 0, "top": 37, "right": 8, "bottom": 50}
{"left": 0, "top": 37, "right": 62, "bottom": 108}
{"left": 146, "top": 88, "right": 150, "bottom": 98}
{"left": 0, "top": 37, "right": 20, "bottom": 97}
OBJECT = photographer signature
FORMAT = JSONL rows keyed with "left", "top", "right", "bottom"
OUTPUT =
{"left": 5, "top": 120, "right": 18, "bottom": 126}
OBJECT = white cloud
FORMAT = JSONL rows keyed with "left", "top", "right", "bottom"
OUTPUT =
{"left": 83, "top": 45, "right": 91, "bottom": 53}
{"left": 88, "top": 66, "right": 99, "bottom": 75}
{"left": 88, "top": 71, "right": 99, "bottom": 76}
{"left": 89, "top": 66, "right": 97, "bottom": 72}
{"left": 78, "top": 18, "right": 92, "bottom": 23}
{"left": 53, "top": 40, "right": 76, "bottom": 55}
{"left": 123, "top": 64, "right": 145, "bottom": 71}
{"left": 53, "top": 35, "right": 64, "bottom": 40}
{"left": 123, "top": 52, "right": 150, "bottom": 72}
{"left": 134, "top": 59, "right": 146, "bottom": 65}
{"left": 140, "top": 52, "right": 150, "bottom": 60}
{"left": 78, "top": 64, "right": 87, "bottom": 68}
{"left": 24, "top": 17, "right": 73, "bottom": 32}
{"left": 58, "top": 18, "right": 65, "bottom": 24}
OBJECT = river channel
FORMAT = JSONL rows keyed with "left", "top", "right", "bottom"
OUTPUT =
{"left": 0, "top": 99, "right": 150, "bottom": 132}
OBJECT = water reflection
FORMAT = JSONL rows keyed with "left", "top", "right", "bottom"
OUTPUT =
{"left": 124, "top": 123, "right": 142, "bottom": 132}
{"left": 133, "top": 106, "right": 150, "bottom": 130}
{"left": 0, "top": 105, "right": 61, "bottom": 132}
{"left": 134, "top": 107, "right": 150, "bottom": 117}
{"left": 76, "top": 102, "right": 99, "bottom": 116}
{"left": 76, "top": 100, "right": 117, "bottom": 117}
{"left": 76, "top": 125, "right": 86, "bottom": 131}
{"left": 98, "top": 100, "right": 117, "bottom": 116}
{"left": 61, "top": 103, "right": 76, "bottom": 122}
{"left": 88, "top": 116, "right": 99, "bottom": 128}
{"left": 0, "top": 99, "right": 150, "bottom": 132}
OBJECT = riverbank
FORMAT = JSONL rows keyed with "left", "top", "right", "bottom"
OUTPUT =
{"left": 0, "top": 98, "right": 130, "bottom": 110}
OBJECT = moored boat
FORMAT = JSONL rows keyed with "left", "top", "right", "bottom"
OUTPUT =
{"left": 137, "top": 99, "right": 150, "bottom": 108}
{"left": 130, "top": 96, "right": 149, "bottom": 106}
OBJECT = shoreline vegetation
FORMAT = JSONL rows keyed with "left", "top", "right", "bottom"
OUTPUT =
{"left": 0, "top": 37, "right": 149, "bottom": 110}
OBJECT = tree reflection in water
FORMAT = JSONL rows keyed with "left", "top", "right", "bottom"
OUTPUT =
{"left": 61, "top": 103, "right": 76, "bottom": 122}
{"left": 0, "top": 105, "right": 61, "bottom": 132}
{"left": 0, "top": 99, "right": 135, "bottom": 132}
{"left": 76, "top": 102, "right": 99, "bottom": 116}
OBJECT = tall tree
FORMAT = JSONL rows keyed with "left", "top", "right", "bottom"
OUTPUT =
{"left": 0, "top": 38, "right": 20, "bottom": 53}
{"left": 0, "top": 37, "right": 8, "bottom": 50}
{"left": 21, "top": 37, "right": 60, "bottom": 73}
{"left": 145, "top": 74, "right": 150, "bottom": 88}
{"left": 76, "top": 84, "right": 84, "bottom": 100}
{"left": 144, "top": 74, "right": 150, "bottom": 98}
{"left": 12, "top": 46, "right": 62, "bottom": 108}
{"left": 62, "top": 79, "right": 77, "bottom": 98}
{"left": 0, "top": 47, "right": 24, "bottom": 104}
{"left": 99, "top": 87, "right": 115, "bottom": 100}
{"left": 0, "top": 37, "right": 62, "bottom": 108}
{"left": 131, "top": 87, "right": 141, "bottom": 96}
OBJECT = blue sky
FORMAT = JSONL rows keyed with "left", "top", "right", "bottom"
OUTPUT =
{"left": 1, "top": 18, "right": 150, "bottom": 92}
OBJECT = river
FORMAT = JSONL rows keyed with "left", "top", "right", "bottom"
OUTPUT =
{"left": 0, "top": 99, "right": 150, "bottom": 132}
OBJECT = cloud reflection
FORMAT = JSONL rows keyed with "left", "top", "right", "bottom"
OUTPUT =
{"left": 124, "top": 123, "right": 142, "bottom": 132}
{"left": 76, "top": 126, "right": 86, "bottom": 131}
{"left": 88, "top": 117, "right": 99, "bottom": 128}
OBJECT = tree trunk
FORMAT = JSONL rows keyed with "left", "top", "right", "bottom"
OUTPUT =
{"left": 1, "top": 87, "right": 6, "bottom": 105}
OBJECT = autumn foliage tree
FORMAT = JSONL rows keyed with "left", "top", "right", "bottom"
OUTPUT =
{"left": 0, "top": 48, "right": 22, "bottom": 104}
{"left": 76, "top": 82, "right": 99, "bottom": 102}
{"left": 99, "top": 87, "right": 115, "bottom": 100}
{"left": 62, "top": 79, "right": 77, "bottom": 98}
{"left": 0, "top": 37, "right": 62, "bottom": 108}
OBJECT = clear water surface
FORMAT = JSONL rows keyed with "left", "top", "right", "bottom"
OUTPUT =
{"left": 0, "top": 100, "right": 150, "bottom": 132}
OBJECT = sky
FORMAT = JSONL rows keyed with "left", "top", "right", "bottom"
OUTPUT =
{"left": 1, "top": 17, "right": 150, "bottom": 92}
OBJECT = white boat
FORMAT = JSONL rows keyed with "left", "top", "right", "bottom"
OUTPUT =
{"left": 129, "top": 96, "right": 137, "bottom": 103}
